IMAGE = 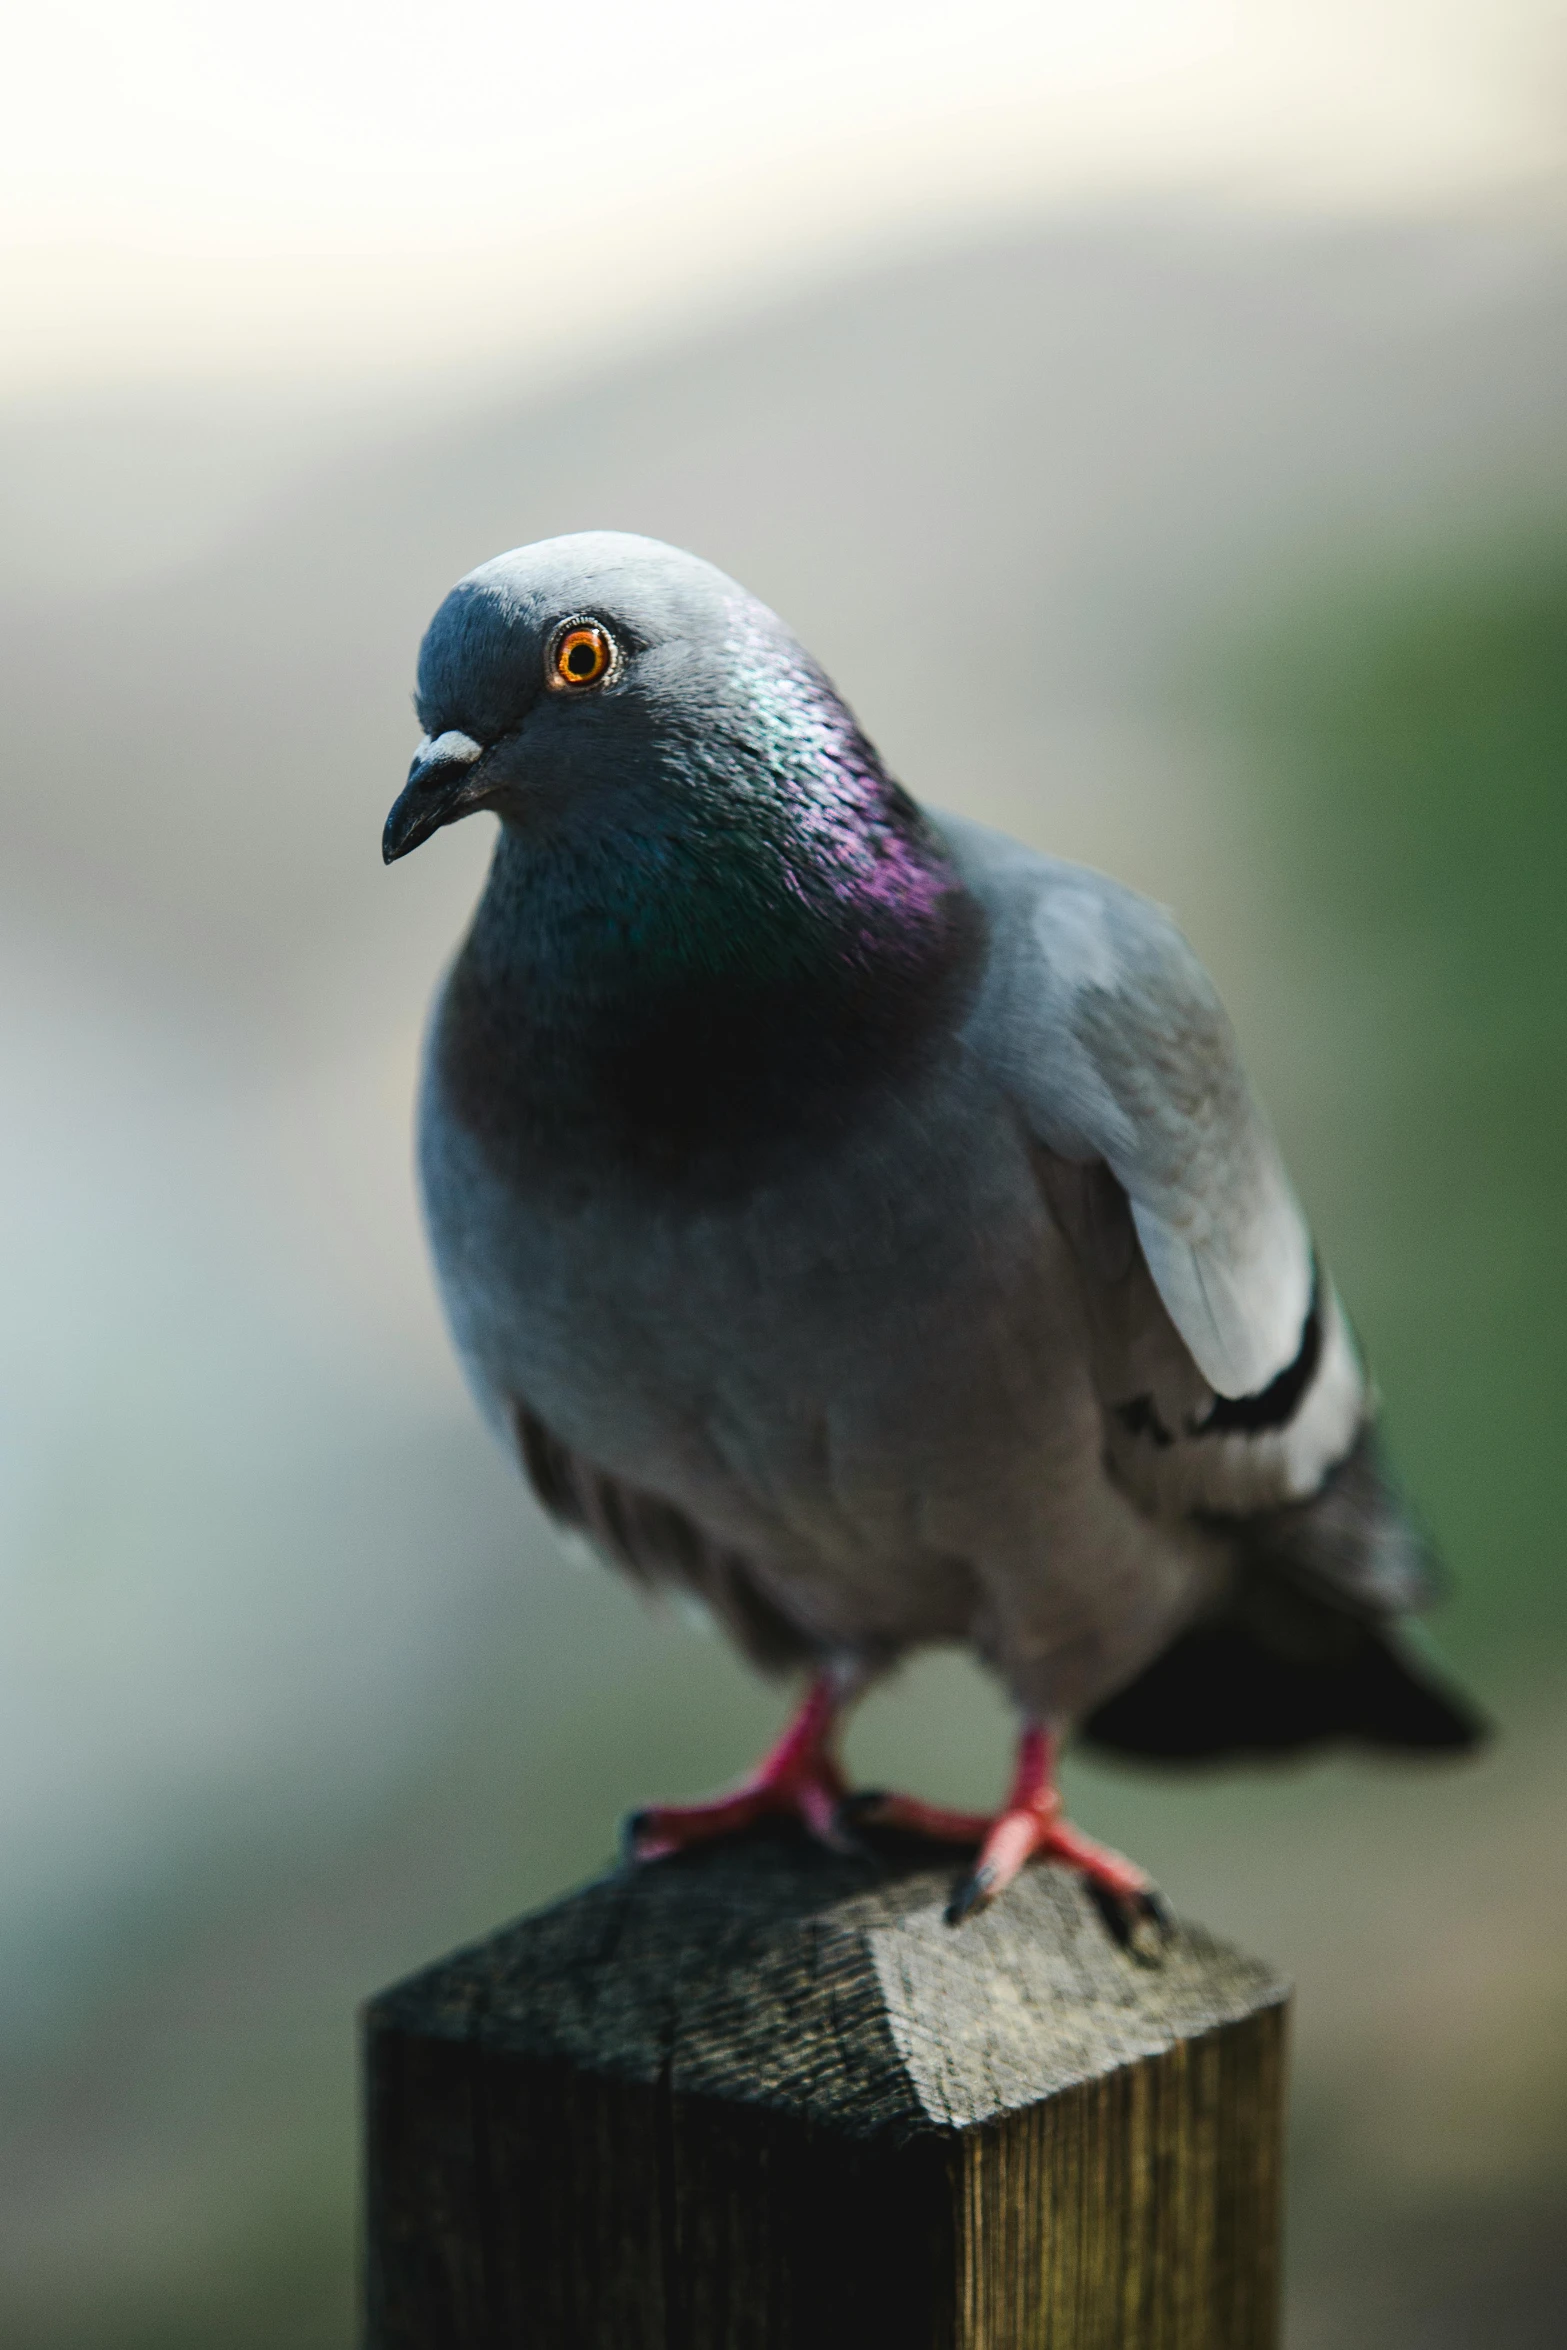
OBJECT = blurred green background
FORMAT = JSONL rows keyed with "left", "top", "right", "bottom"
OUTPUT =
{"left": 5, "top": 9, "right": 1567, "bottom": 2343}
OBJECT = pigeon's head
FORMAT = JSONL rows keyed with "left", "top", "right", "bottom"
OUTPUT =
{"left": 383, "top": 531, "right": 882, "bottom": 866}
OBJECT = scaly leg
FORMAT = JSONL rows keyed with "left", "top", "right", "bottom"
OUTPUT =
{"left": 625, "top": 1670, "right": 854, "bottom": 1859}
{"left": 852, "top": 1724, "right": 1171, "bottom": 1953}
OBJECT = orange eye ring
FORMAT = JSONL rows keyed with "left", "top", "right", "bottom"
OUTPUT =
{"left": 548, "top": 619, "right": 615, "bottom": 692}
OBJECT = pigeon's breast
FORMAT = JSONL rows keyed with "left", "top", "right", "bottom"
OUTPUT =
{"left": 418, "top": 1017, "right": 1095, "bottom": 1595}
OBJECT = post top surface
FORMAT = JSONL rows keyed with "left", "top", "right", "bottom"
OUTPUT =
{"left": 367, "top": 1832, "right": 1286, "bottom": 2141}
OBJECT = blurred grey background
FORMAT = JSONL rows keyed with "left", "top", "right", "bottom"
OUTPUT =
{"left": 3, "top": 6, "right": 1566, "bottom": 2344}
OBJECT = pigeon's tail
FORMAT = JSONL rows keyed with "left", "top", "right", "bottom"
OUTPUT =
{"left": 1078, "top": 1605, "right": 1484, "bottom": 1762}
{"left": 1080, "top": 1427, "right": 1488, "bottom": 1764}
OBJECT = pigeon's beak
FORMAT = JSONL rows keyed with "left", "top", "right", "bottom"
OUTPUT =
{"left": 382, "top": 731, "right": 489, "bottom": 863}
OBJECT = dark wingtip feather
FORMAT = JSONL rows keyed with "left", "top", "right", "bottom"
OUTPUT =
{"left": 1080, "top": 1615, "right": 1487, "bottom": 1766}
{"left": 1349, "top": 1633, "right": 1490, "bottom": 1753}
{"left": 1091, "top": 1411, "right": 1489, "bottom": 1767}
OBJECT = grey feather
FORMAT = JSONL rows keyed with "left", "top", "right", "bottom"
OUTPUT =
{"left": 931, "top": 811, "right": 1366, "bottom": 1520}
{"left": 934, "top": 812, "right": 1315, "bottom": 1401}
{"left": 394, "top": 530, "right": 1470, "bottom": 1760}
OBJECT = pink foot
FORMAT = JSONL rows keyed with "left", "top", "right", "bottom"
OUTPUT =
{"left": 625, "top": 1674, "right": 853, "bottom": 1860}
{"left": 852, "top": 1728, "right": 1171, "bottom": 1955}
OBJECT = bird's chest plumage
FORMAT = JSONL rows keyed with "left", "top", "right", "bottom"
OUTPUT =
{"left": 419, "top": 1017, "right": 1092, "bottom": 1582}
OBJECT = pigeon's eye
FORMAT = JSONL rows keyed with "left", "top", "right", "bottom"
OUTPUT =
{"left": 549, "top": 620, "right": 616, "bottom": 692}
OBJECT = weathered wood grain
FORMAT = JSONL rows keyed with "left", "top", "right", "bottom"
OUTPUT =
{"left": 364, "top": 1831, "right": 1288, "bottom": 2347}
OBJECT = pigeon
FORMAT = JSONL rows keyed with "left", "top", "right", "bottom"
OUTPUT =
{"left": 384, "top": 530, "right": 1482, "bottom": 1941}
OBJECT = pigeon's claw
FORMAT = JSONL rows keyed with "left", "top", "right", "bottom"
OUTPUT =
{"left": 940, "top": 1801, "right": 1162, "bottom": 1941}
{"left": 940, "top": 1795, "right": 1060, "bottom": 1924}
{"left": 624, "top": 1770, "right": 853, "bottom": 1861}
{"left": 838, "top": 1789, "right": 994, "bottom": 1843}
{"left": 1086, "top": 1879, "right": 1175, "bottom": 1966}
{"left": 626, "top": 1787, "right": 787, "bottom": 1861}
{"left": 624, "top": 1672, "right": 856, "bottom": 1864}
{"left": 624, "top": 1699, "right": 1171, "bottom": 1953}
{"left": 842, "top": 1727, "right": 1169, "bottom": 1951}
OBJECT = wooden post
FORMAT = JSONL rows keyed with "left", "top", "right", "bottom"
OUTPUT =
{"left": 363, "top": 1834, "right": 1288, "bottom": 2348}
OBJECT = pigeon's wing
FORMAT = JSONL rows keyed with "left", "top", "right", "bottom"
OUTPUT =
{"left": 937, "top": 811, "right": 1367, "bottom": 1519}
